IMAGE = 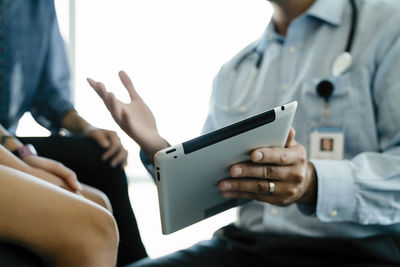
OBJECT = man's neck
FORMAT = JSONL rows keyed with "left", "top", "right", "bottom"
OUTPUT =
{"left": 270, "top": 0, "right": 316, "bottom": 36}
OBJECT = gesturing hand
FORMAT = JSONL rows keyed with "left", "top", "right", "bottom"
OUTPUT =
{"left": 87, "top": 71, "right": 169, "bottom": 161}
{"left": 219, "top": 128, "right": 317, "bottom": 206}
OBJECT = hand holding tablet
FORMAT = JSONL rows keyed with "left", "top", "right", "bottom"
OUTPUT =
{"left": 155, "top": 101, "right": 298, "bottom": 234}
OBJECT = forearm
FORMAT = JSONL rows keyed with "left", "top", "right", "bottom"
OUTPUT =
{"left": 0, "top": 146, "right": 33, "bottom": 174}
{"left": 0, "top": 125, "right": 24, "bottom": 152}
{"left": 61, "top": 110, "right": 93, "bottom": 134}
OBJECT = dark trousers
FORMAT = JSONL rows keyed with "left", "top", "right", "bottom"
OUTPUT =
{"left": 19, "top": 135, "right": 147, "bottom": 266}
{"left": 132, "top": 224, "right": 400, "bottom": 267}
{"left": 0, "top": 242, "right": 45, "bottom": 267}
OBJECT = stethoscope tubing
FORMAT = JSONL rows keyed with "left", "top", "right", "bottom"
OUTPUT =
{"left": 216, "top": 0, "right": 357, "bottom": 114}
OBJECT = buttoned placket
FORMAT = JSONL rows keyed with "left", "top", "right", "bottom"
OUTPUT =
{"left": 279, "top": 17, "right": 308, "bottom": 96}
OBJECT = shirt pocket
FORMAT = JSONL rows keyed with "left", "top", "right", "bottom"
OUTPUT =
{"left": 299, "top": 72, "right": 374, "bottom": 158}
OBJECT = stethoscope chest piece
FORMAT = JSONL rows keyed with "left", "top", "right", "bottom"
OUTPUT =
{"left": 332, "top": 52, "right": 352, "bottom": 77}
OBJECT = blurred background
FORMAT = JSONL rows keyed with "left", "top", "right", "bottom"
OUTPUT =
{"left": 17, "top": 0, "right": 272, "bottom": 258}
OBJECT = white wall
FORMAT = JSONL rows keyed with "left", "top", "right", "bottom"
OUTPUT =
{"left": 17, "top": 0, "right": 273, "bottom": 257}
{"left": 73, "top": 0, "right": 272, "bottom": 179}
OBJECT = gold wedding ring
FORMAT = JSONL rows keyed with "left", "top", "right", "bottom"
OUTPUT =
{"left": 268, "top": 181, "right": 275, "bottom": 194}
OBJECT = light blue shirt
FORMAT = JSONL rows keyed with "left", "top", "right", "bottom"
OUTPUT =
{"left": 203, "top": 0, "right": 400, "bottom": 238}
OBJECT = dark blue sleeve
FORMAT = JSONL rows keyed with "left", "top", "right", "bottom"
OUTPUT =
{"left": 139, "top": 149, "right": 156, "bottom": 183}
{"left": 30, "top": 3, "right": 74, "bottom": 133}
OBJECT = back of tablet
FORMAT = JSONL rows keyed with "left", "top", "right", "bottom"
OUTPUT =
{"left": 155, "top": 101, "right": 297, "bottom": 234}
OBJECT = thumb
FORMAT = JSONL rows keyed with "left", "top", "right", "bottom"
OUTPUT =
{"left": 90, "top": 130, "right": 111, "bottom": 148}
{"left": 285, "top": 128, "right": 297, "bottom": 147}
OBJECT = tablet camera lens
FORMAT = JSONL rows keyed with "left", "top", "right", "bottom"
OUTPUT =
{"left": 281, "top": 106, "right": 285, "bottom": 111}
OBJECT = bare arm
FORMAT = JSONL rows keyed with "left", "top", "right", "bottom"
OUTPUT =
{"left": 0, "top": 165, "right": 118, "bottom": 267}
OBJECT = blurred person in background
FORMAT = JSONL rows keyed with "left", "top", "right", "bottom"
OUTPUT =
{"left": 0, "top": 0, "right": 146, "bottom": 265}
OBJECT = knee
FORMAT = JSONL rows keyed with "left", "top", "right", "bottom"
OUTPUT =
{"left": 52, "top": 204, "right": 119, "bottom": 267}
{"left": 80, "top": 207, "right": 119, "bottom": 262}
{"left": 82, "top": 185, "right": 113, "bottom": 213}
{"left": 96, "top": 190, "right": 113, "bottom": 213}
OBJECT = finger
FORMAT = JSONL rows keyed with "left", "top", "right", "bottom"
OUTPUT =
{"left": 110, "top": 147, "right": 128, "bottom": 167}
{"left": 87, "top": 78, "right": 107, "bottom": 99}
{"left": 91, "top": 81, "right": 118, "bottom": 112}
{"left": 48, "top": 162, "right": 81, "bottom": 192}
{"left": 102, "top": 133, "right": 120, "bottom": 161}
{"left": 92, "top": 130, "right": 111, "bottom": 149}
{"left": 230, "top": 164, "right": 303, "bottom": 182}
{"left": 285, "top": 127, "right": 296, "bottom": 147}
{"left": 104, "top": 91, "right": 120, "bottom": 116}
{"left": 219, "top": 179, "right": 283, "bottom": 194}
{"left": 250, "top": 145, "right": 305, "bottom": 165}
{"left": 119, "top": 70, "right": 140, "bottom": 101}
{"left": 122, "top": 156, "right": 128, "bottom": 168}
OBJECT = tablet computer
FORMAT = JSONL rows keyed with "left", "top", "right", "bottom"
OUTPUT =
{"left": 154, "top": 101, "right": 297, "bottom": 234}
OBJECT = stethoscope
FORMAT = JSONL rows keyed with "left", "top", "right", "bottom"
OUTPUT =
{"left": 216, "top": 0, "right": 357, "bottom": 115}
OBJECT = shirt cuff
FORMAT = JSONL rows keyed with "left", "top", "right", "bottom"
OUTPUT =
{"left": 311, "top": 159, "right": 356, "bottom": 223}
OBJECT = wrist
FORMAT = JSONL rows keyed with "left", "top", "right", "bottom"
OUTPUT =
{"left": 12, "top": 144, "right": 38, "bottom": 160}
{"left": 82, "top": 124, "right": 97, "bottom": 135}
{"left": 1, "top": 135, "right": 12, "bottom": 147}
{"left": 142, "top": 134, "right": 169, "bottom": 162}
{"left": 0, "top": 135, "right": 24, "bottom": 151}
{"left": 62, "top": 110, "right": 93, "bottom": 134}
{"left": 298, "top": 162, "right": 318, "bottom": 205}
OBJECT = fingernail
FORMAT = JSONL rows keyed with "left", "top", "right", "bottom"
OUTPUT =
{"left": 231, "top": 167, "right": 242, "bottom": 177}
{"left": 253, "top": 151, "right": 263, "bottom": 162}
{"left": 222, "top": 182, "right": 232, "bottom": 191}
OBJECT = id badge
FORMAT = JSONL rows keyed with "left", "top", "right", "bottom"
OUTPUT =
{"left": 309, "top": 126, "right": 344, "bottom": 160}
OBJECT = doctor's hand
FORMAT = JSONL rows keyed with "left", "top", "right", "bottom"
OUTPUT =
{"left": 218, "top": 128, "right": 317, "bottom": 206}
{"left": 87, "top": 71, "right": 169, "bottom": 161}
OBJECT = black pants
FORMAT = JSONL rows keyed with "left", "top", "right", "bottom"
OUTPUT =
{"left": 0, "top": 242, "right": 45, "bottom": 267}
{"left": 131, "top": 224, "right": 400, "bottom": 267}
{"left": 20, "top": 135, "right": 147, "bottom": 266}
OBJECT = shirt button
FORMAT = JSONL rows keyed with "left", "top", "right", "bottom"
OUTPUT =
{"left": 0, "top": 47, "right": 5, "bottom": 53}
{"left": 329, "top": 210, "right": 338, "bottom": 217}
{"left": 0, "top": 59, "right": 4, "bottom": 67}
{"left": 288, "top": 47, "right": 296, "bottom": 54}
{"left": 282, "top": 83, "right": 290, "bottom": 90}
{"left": 0, "top": 34, "right": 6, "bottom": 41}
{"left": 239, "top": 106, "right": 248, "bottom": 113}
{"left": 270, "top": 208, "right": 279, "bottom": 216}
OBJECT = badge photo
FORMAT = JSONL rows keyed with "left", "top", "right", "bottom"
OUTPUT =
{"left": 309, "top": 126, "right": 344, "bottom": 160}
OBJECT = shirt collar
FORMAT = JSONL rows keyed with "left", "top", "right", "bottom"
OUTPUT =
{"left": 260, "top": 0, "right": 348, "bottom": 47}
{"left": 306, "top": 0, "right": 348, "bottom": 26}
